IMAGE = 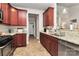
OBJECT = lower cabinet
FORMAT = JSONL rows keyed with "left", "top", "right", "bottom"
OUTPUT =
{"left": 50, "top": 36, "right": 58, "bottom": 56}
{"left": 12, "top": 34, "right": 26, "bottom": 47}
{"left": 40, "top": 33, "right": 58, "bottom": 56}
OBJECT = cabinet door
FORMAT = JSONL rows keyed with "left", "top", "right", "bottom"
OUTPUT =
{"left": 16, "top": 34, "right": 26, "bottom": 47}
{"left": 45, "top": 35, "right": 51, "bottom": 51}
{"left": 43, "top": 12, "right": 49, "bottom": 26}
{"left": 10, "top": 7, "right": 18, "bottom": 25}
{"left": 43, "top": 7, "right": 54, "bottom": 27}
{"left": 2, "top": 3, "right": 10, "bottom": 24}
{"left": 0, "top": 3, "right": 1, "bottom": 9}
{"left": 16, "top": 34, "right": 22, "bottom": 47}
{"left": 40, "top": 33, "right": 44, "bottom": 45}
{"left": 22, "top": 34, "right": 26, "bottom": 46}
{"left": 18, "top": 10, "right": 26, "bottom": 26}
{"left": 40, "top": 33, "right": 46, "bottom": 47}
{"left": 40, "top": 33, "right": 58, "bottom": 56}
{"left": 12, "top": 35, "right": 17, "bottom": 47}
{"left": 43, "top": 13, "right": 46, "bottom": 26}
{"left": 45, "top": 12, "right": 49, "bottom": 26}
{"left": 48, "top": 8, "right": 54, "bottom": 26}
{"left": 50, "top": 37, "right": 58, "bottom": 56}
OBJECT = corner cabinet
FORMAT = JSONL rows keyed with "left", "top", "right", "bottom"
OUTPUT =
{"left": 43, "top": 7, "right": 54, "bottom": 27}
{"left": 40, "top": 32, "right": 58, "bottom": 56}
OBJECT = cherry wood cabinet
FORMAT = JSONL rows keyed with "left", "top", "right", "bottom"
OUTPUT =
{"left": 10, "top": 7, "right": 26, "bottom": 26}
{"left": 43, "top": 7, "right": 54, "bottom": 27}
{"left": 40, "top": 32, "right": 58, "bottom": 56}
{"left": 18, "top": 10, "right": 26, "bottom": 26}
{"left": 0, "top": 3, "right": 1, "bottom": 9}
{"left": 43, "top": 11, "right": 48, "bottom": 26}
{"left": 0, "top": 3, "right": 27, "bottom": 26}
{"left": 12, "top": 35, "right": 17, "bottom": 47}
{"left": 10, "top": 7, "right": 18, "bottom": 25}
{"left": 12, "top": 34, "right": 26, "bottom": 47}
{"left": 49, "top": 36, "right": 58, "bottom": 56}
{"left": 2, "top": 3, "right": 10, "bottom": 24}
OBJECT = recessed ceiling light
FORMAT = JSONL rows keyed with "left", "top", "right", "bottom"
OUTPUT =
{"left": 63, "top": 8, "right": 67, "bottom": 14}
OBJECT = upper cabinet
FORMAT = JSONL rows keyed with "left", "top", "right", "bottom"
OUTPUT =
{"left": 10, "top": 7, "right": 27, "bottom": 26}
{"left": 43, "top": 7, "right": 54, "bottom": 27}
{"left": 10, "top": 7, "right": 18, "bottom": 25}
{"left": 2, "top": 3, "right": 10, "bottom": 24}
{"left": 0, "top": 4, "right": 1, "bottom": 9}
{"left": 0, "top": 3, "right": 27, "bottom": 26}
{"left": 18, "top": 10, "right": 26, "bottom": 26}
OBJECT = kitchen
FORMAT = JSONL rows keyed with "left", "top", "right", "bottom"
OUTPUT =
{"left": 0, "top": 3, "right": 54, "bottom": 56}
{"left": 0, "top": 3, "right": 79, "bottom": 56}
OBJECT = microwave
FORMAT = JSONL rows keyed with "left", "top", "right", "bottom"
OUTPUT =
{"left": 0, "top": 10, "right": 3, "bottom": 21}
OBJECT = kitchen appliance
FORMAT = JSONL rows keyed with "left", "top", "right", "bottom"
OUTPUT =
{"left": 0, "top": 35, "right": 13, "bottom": 56}
{"left": 0, "top": 10, "right": 3, "bottom": 21}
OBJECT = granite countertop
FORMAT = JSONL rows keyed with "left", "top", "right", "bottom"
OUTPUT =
{"left": 41, "top": 30, "right": 79, "bottom": 45}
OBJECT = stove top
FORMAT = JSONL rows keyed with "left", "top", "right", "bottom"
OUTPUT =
{"left": 0, "top": 35, "right": 12, "bottom": 47}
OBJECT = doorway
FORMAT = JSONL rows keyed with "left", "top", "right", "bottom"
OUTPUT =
{"left": 28, "top": 13, "right": 39, "bottom": 41}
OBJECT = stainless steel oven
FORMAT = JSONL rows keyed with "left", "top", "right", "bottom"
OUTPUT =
{"left": 0, "top": 36, "right": 14, "bottom": 56}
{"left": 0, "top": 40, "right": 12, "bottom": 56}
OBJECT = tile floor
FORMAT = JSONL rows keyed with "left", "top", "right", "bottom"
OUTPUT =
{"left": 13, "top": 36, "right": 50, "bottom": 56}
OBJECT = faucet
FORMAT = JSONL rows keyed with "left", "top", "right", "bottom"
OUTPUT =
{"left": 54, "top": 27, "right": 65, "bottom": 36}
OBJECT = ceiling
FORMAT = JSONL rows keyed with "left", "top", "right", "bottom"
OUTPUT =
{"left": 57, "top": 3, "right": 79, "bottom": 7}
{"left": 29, "top": 14, "right": 38, "bottom": 17}
{"left": 11, "top": 3, "right": 53, "bottom": 10}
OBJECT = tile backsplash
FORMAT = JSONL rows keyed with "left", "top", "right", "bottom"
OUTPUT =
{"left": 0, "top": 24, "right": 27, "bottom": 33}
{"left": 8, "top": 26, "right": 27, "bottom": 33}
{"left": 0, "top": 24, "right": 9, "bottom": 33}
